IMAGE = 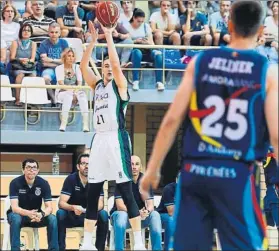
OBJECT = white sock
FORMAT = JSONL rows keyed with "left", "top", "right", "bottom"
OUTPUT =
{"left": 133, "top": 230, "right": 143, "bottom": 246}
{"left": 83, "top": 231, "right": 93, "bottom": 246}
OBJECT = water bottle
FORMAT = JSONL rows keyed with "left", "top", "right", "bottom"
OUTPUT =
{"left": 52, "top": 152, "right": 60, "bottom": 175}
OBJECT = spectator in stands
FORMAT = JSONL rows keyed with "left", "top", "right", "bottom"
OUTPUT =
{"left": 88, "top": 21, "right": 133, "bottom": 67}
{"left": 197, "top": 1, "right": 220, "bottom": 16}
{"left": 56, "top": 0, "right": 84, "bottom": 39}
{"left": 56, "top": 153, "right": 108, "bottom": 251}
{"left": 180, "top": 1, "right": 212, "bottom": 46}
{"left": 44, "top": 0, "right": 59, "bottom": 20}
{"left": 10, "top": 23, "right": 37, "bottom": 106}
{"left": 264, "top": 1, "right": 278, "bottom": 43}
{"left": 1, "top": 4, "right": 20, "bottom": 48}
{"left": 124, "top": 8, "right": 164, "bottom": 91}
{"left": 39, "top": 23, "right": 69, "bottom": 105}
{"left": 149, "top": 1, "right": 181, "bottom": 45}
{"left": 6, "top": 0, "right": 26, "bottom": 17}
{"left": 79, "top": 0, "right": 98, "bottom": 23}
{"left": 22, "top": 1, "right": 33, "bottom": 18}
{"left": 256, "top": 33, "right": 278, "bottom": 65}
{"left": 149, "top": 0, "right": 181, "bottom": 18}
{"left": 55, "top": 48, "right": 89, "bottom": 132}
{"left": 7, "top": 158, "right": 58, "bottom": 251}
{"left": 22, "top": 1, "right": 55, "bottom": 43}
{"left": 156, "top": 175, "right": 178, "bottom": 250}
{"left": 0, "top": 39, "right": 7, "bottom": 74}
{"left": 110, "top": 155, "right": 162, "bottom": 250}
{"left": 209, "top": 0, "right": 231, "bottom": 46}
{"left": 119, "top": 1, "right": 133, "bottom": 25}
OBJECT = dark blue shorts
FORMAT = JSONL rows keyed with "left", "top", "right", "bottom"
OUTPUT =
{"left": 171, "top": 159, "right": 267, "bottom": 250}
{"left": 264, "top": 185, "right": 279, "bottom": 227}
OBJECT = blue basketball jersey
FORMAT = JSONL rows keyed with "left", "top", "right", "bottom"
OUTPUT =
{"left": 182, "top": 47, "right": 270, "bottom": 162}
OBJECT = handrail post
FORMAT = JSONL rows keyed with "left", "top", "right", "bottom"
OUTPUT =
{"left": 24, "top": 85, "right": 28, "bottom": 132}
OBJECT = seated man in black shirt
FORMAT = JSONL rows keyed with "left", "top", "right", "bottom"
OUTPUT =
{"left": 56, "top": 153, "right": 109, "bottom": 251}
{"left": 8, "top": 158, "right": 58, "bottom": 251}
{"left": 156, "top": 174, "right": 178, "bottom": 250}
{"left": 110, "top": 155, "right": 162, "bottom": 250}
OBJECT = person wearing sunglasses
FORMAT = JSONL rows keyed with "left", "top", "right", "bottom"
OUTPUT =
{"left": 56, "top": 153, "right": 109, "bottom": 251}
{"left": 7, "top": 158, "right": 58, "bottom": 251}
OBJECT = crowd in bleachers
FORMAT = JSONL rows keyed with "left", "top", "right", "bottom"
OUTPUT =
{"left": 0, "top": 1, "right": 278, "bottom": 99}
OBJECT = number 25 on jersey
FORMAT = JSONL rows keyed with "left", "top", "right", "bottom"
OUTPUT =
{"left": 201, "top": 95, "right": 248, "bottom": 141}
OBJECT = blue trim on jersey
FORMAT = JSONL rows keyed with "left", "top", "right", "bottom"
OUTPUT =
{"left": 243, "top": 176, "right": 262, "bottom": 250}
{"left": 260, "top": 61, "right": 268, "bottom": 100}
{"left": 246, "top": 92, "right": 262, "bottom": 160}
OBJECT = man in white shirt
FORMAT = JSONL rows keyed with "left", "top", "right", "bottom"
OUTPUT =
{"left": 149, "top": 1, "right": 181, "bottom": 45}
{"left": 119, "top": 1, "right": 133, "bottom": 25}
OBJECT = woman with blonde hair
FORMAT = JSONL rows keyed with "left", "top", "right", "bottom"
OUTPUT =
{"left": 55, "top": 48, "right": 89, "bottom": 132}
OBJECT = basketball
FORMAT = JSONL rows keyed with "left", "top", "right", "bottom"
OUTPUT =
{"left": 96, "top": 1, "right": 120, "bottom": 27}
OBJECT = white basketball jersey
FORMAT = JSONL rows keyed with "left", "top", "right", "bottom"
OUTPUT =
{"left": 93, "top": 80, "right": 129, "bottom": 132}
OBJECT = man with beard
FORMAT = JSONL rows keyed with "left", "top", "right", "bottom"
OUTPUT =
{"left": 56, "top": 153, "right": 109, "bottom": 251}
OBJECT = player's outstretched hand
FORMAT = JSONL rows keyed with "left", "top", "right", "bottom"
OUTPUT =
{"left": 140, "top": 169, "right": 161, "bottom": 200}
{"left": 100, "top": 22, "right": 117, "bottom": 36}
{"left": 88, "top": 21, "right": 98, "bottom": 44}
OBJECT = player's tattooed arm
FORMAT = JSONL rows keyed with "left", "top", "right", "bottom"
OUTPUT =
{"left": 80, "top": 21, "right": 101, "bottom": 89}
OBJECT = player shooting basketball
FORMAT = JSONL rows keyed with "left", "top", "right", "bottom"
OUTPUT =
{"left": 79, "top": 20, "right": 145, "bottom": 250}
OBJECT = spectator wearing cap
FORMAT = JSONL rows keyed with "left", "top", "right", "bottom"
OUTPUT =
{"left": 56, "top": 0, "right": 84, "bottom": 39}
{"left": 180, "top": 1, "right": 212, "bottom": 46}
{"left": 56, "top": 153, "right": 108, "bottom": 251}
{"left": 22, "top": 1, "right": 55, "bottom": 43}
{"left": 7, "top": 158, "right": 58, "bottom": 251}
{"left": 123, "top": 8, "right": 164, "bottom": 91}
{"left": 149, "top": 1, "right": 181, "bottom": 45}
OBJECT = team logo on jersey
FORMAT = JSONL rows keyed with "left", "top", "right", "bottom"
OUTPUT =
{"left": 118, "top": 172, "right": 123, "bottom": 179}
{"left": 75, "top": 186, "right": 81, "bottom": 191}
{"left": 35, "top": 187, "right": 41, "bottom": 196}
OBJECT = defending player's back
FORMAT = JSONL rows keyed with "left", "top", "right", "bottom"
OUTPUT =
{"left": 182, "top": 47, "right": 270, "bottom": 162}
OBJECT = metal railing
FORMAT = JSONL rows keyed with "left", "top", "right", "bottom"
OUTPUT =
{"left": 1, "top": 44, "right": 214, "bottom": 131}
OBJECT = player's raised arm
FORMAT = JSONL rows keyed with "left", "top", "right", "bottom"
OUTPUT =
{"left": 140, "top": 56, "right": 196, "bottom": 194}
{"left": 265, "top": 64, "right": 279, "bottom": 162}
{"left": 102, "top": 24, "right": 128, "bottom": 93}
{"left": 80, "top": 21, "right": 101, "bottom": 90}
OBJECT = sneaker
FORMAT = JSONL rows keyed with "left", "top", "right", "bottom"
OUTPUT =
{"left": 157, "top": 82, "right": 165, "bottom": 91}
{"left": 79, "top": 243, "right": 97, "bottom": 250}
{"left": 134, "top": 243, "right": 146, "bottom": 250}
{"left": 132, "top": 81, "right": 139, "bottom": 91}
